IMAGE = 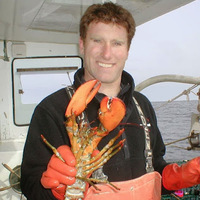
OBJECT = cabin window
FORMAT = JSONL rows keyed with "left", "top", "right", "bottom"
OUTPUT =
{"left": 20, "top": 73, "right": 73, "bottom": 104}
{"left": 12, "top": 56, "right": 82, "bottom": 126}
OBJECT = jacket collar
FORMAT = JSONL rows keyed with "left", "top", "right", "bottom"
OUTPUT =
{"left": 73, "top": 68, "right": 135, "bottom": 102}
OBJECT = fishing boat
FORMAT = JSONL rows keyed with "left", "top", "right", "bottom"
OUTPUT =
{"left": 0, "top": 0, "right": 200, "bottom": 199}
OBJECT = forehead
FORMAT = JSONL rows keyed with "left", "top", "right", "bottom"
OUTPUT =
{"left": 86, "top": 22, "right": 128, "bottom": 39}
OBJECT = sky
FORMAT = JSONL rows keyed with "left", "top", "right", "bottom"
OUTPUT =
{"left": 125, "top": 0, "right": 200, "bottom": 102}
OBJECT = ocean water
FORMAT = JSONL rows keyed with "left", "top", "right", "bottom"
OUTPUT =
{"left": 152, "top": 100, "right": 200, "bottom": 162}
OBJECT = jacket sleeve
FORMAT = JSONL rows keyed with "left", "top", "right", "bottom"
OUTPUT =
{"left": 21, "top": 97, "right": 69, "bottom": 200}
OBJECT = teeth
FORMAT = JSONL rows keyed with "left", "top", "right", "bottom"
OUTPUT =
{"left": 99, "top": 62, "right": 112, "bottom": 68}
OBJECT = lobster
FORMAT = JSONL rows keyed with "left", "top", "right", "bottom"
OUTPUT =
{"left": 64, "top": 79, "right": 126, "bottom": 200}
{"left": 42, "top": 79, "right": 126, "bottom": 200}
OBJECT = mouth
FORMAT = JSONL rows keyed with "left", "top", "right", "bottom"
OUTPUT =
{"left": 98, "top": 62, "right": 113, "bottom": 68}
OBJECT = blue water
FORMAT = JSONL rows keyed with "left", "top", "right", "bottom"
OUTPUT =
{"left": 152, "top": 100, "right": 200, "bottom": 162}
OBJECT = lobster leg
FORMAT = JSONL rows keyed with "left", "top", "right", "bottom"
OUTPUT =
{"left": 82, "top": 139, "right": 125, "bottom": 175}
{"left": 78, "top": 129, "right": 125, "bottom": 167}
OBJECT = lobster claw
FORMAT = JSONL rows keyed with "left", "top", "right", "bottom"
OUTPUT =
{"left": 65, "top": 80, "right": 101, "bottom": 117}
{"left": 99, "top": 97, "right": 126, "bottom": 132}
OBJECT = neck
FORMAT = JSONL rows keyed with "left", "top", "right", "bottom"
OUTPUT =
{"left": 98, "top": 81, "right": 121, "bottom": 97}
{"left": 83, "top": 70, "right": 122, "bottom": 97}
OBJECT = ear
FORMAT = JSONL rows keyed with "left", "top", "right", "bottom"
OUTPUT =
{"left": 79, "top": 38, "right": 84, "bottom": 55}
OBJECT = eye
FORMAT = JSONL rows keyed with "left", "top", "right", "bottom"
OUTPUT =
{"left": 113, "top": 41, "right": 123, "bottom": 46}
{"left": 93, "top": 39, "right": 101, "bottom": 43}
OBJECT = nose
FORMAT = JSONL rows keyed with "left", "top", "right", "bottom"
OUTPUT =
{"left": 101, "top": 43, "right": 112, "bottom": 60}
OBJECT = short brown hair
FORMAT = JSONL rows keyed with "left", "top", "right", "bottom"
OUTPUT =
{"left": 80, "top": 2, "right": 136, "bottom": 49}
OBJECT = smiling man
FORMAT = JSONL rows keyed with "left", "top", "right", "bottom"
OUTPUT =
{"left": 21, "top": 2, "right": 200, "bottom": 200}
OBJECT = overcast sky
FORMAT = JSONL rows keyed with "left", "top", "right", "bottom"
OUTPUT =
{"left": 125, "top": 0, "right": 200, "bottom": 102}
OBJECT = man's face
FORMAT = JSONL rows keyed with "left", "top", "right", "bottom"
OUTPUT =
{"left": 79, "top": 22, "right": 129, "bottom": 85}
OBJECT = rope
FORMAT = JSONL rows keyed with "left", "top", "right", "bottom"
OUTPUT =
{"left": 165, "top": 132, "right": 200, "bottom": 150}
{"left": 165, "top": 135, "right": 192, "bottom": 146}
{"left": 170, "top": 193, "right": 181, "bottom": 200}
{"left": 155, "top": 84, "right": 199, "bottom": 110}
{"left": 170, "top": 145, "right": 192, "bottom": 151}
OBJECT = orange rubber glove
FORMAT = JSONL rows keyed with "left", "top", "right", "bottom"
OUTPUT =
{"left": 162, "top": 156, "right": 200, "bottom": 191}
{"left": 41, "top": 145, "right": 77, "bottom": 200}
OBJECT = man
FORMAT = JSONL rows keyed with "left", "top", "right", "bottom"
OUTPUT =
{"left": 21, "top": 2, "right": 200, "bottom": 200}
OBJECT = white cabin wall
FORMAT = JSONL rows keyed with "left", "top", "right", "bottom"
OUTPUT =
{"left": 25, "top": 42, "right": 79, "bottom": 57}
{"left": 0, "top": 42, "right": 13, "bottom": 141}
{"left": 0, "top": 53, "right": 28, "bottom": 142}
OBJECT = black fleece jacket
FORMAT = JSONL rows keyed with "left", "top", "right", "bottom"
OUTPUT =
{"left": 21, "top": 68, "right": 168, "bottom": 199}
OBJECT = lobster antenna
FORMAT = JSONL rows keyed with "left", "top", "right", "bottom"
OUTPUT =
{"left": 67, "top": 72, "right": 73, "bottom": 85}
